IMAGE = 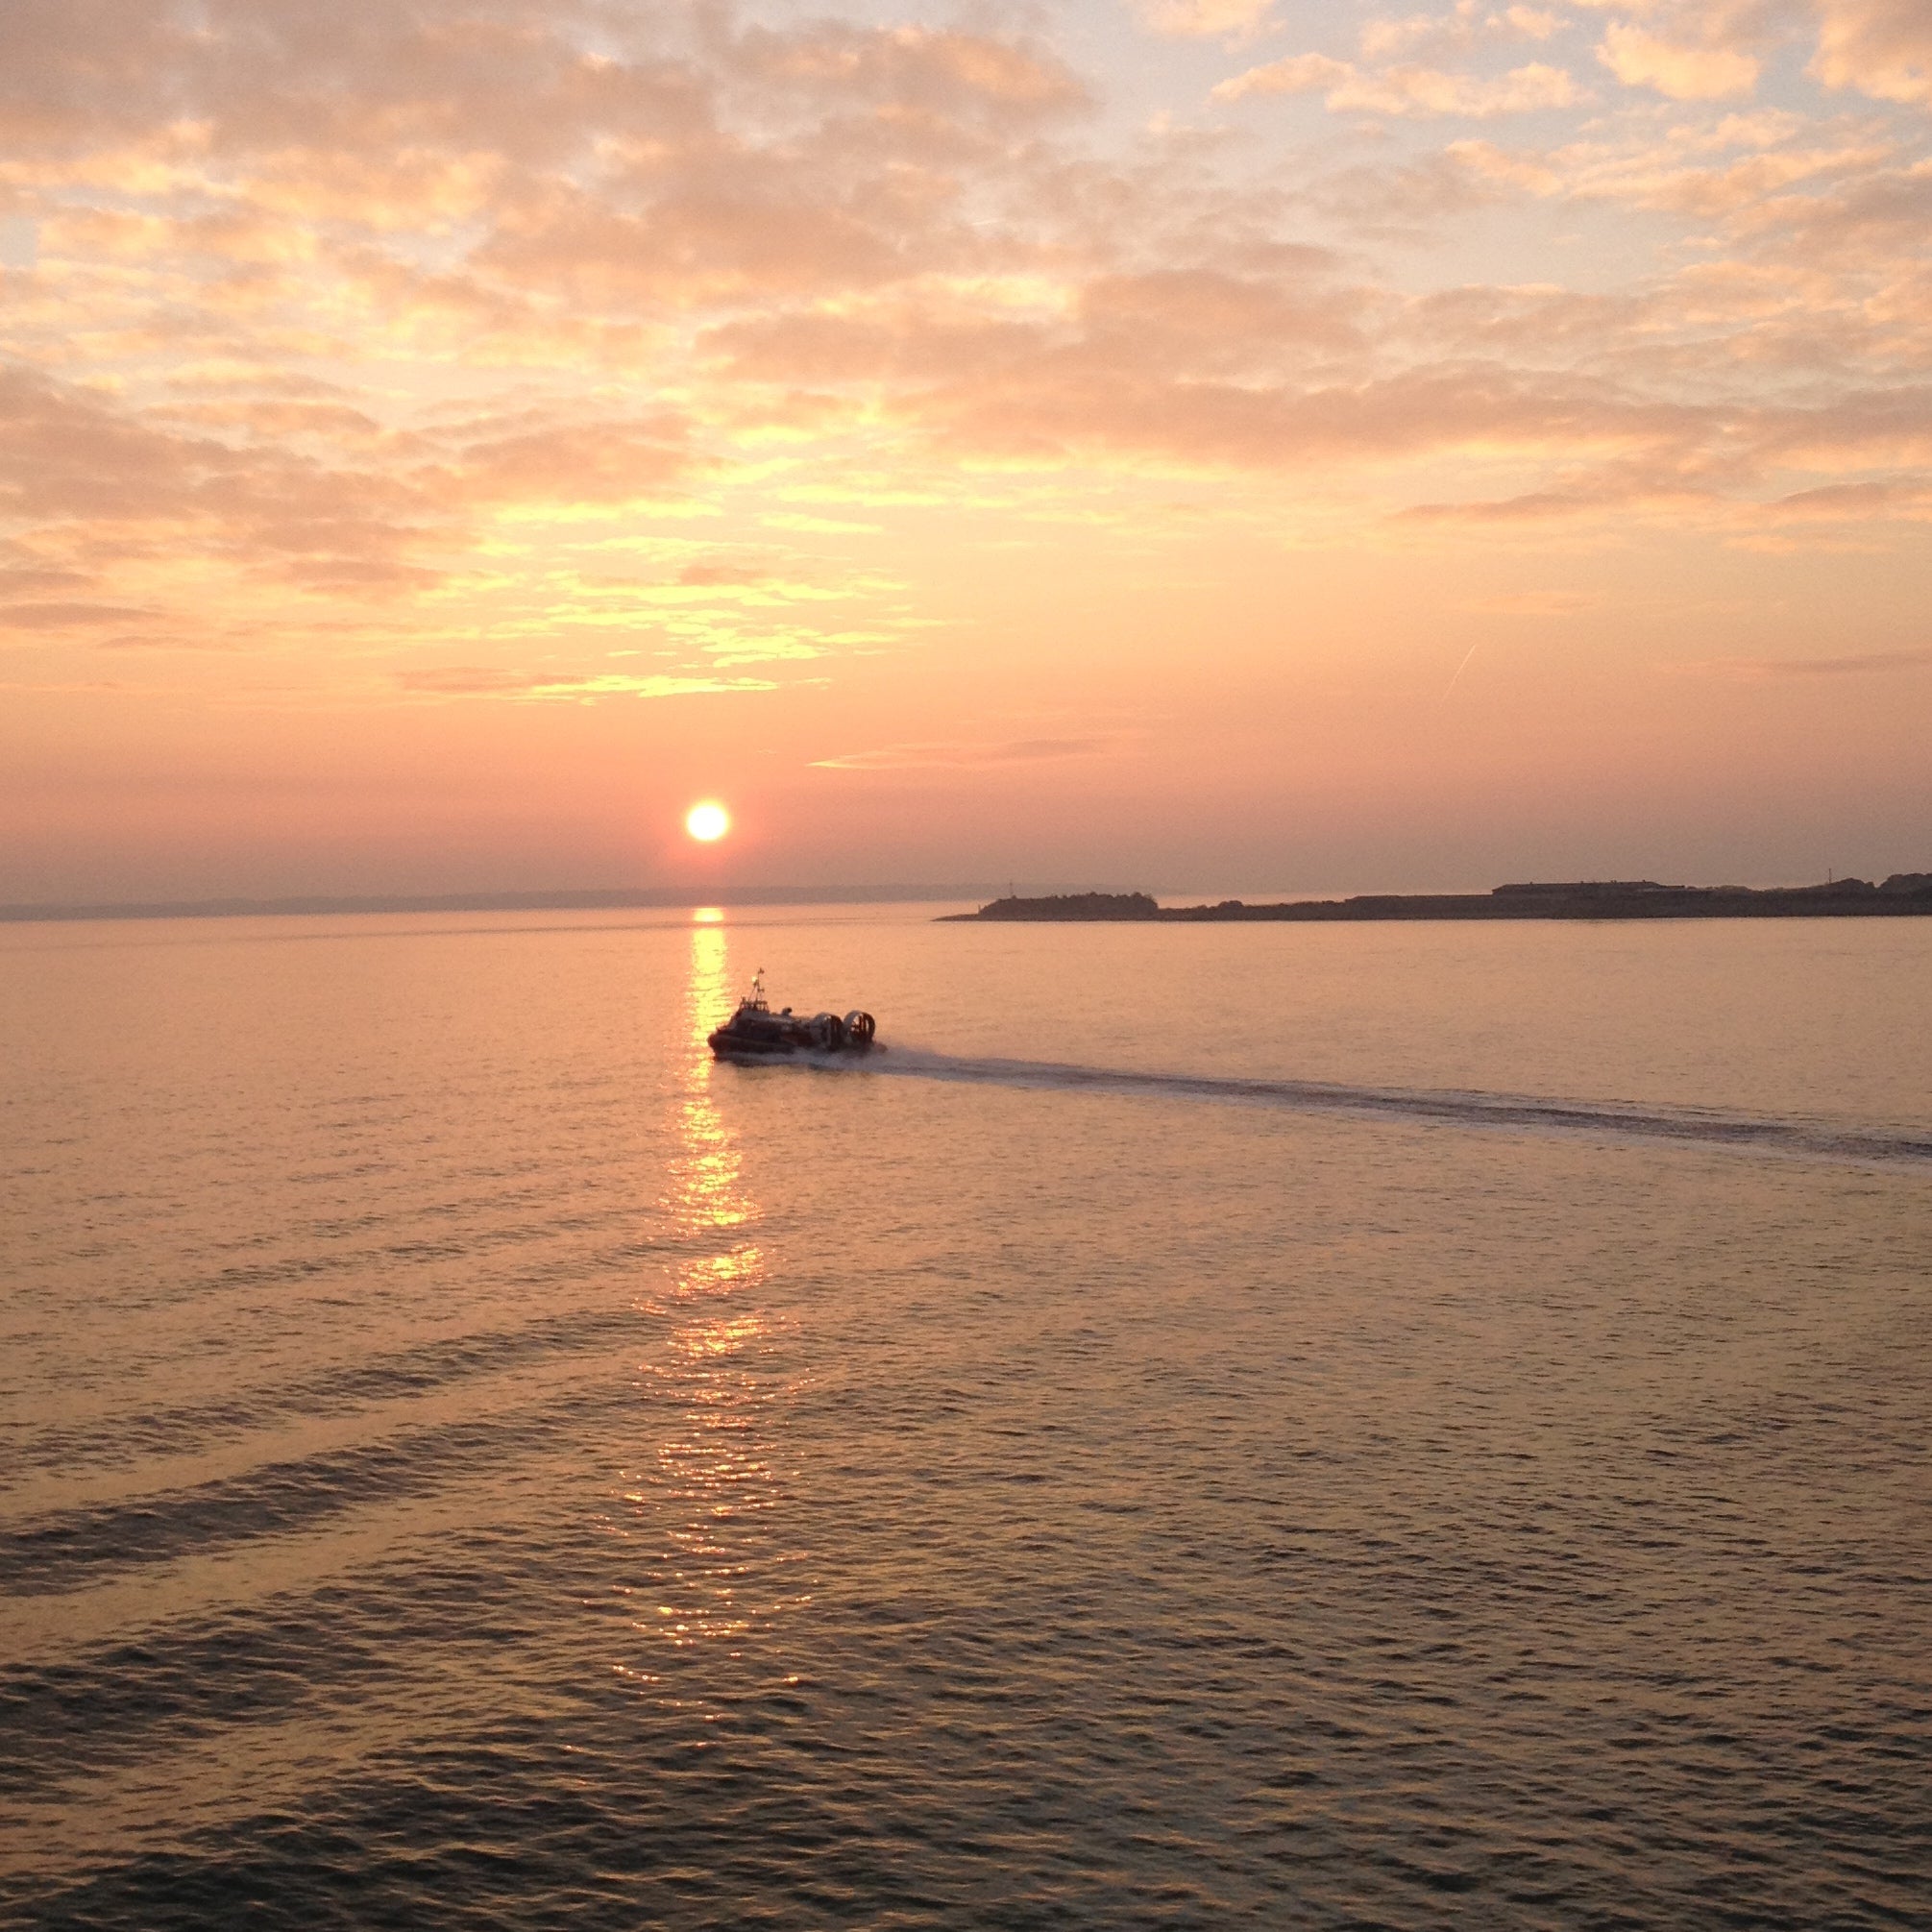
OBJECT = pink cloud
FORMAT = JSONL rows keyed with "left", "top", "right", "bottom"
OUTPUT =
{"left": 1216, "top": 52, "right": 1580, "bottom": 116}
{"left": 1598, "top": 22, "right": 1760, "bottom": 101}
{"left": 1812, "top": 0, "right": 1932, "bottom": 106}
{"left": 1137, "top": 0, "right": 1277, "bottom": 40}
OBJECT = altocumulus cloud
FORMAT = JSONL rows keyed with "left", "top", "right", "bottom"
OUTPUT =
{"left": 1, "top": 0, "right": 1929, "bottom": 716}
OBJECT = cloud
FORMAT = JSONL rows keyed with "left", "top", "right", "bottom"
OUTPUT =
{"left": 1215, "top": 53, "right": 1579, "bottom": 116}
{"left": 452, "top": 414, "right": 696, "bottom": 505}
{"left": 762, "top": 512, "right": 882, "bottom": 535}
{"left": 1360, "top": 5, "right": 1560, "bottom": 61}
{"left": 1691, "top": 648, "right": 1932, "bottom": 677}
{"left": 1455, "top": 590, "right": 1602, "bottom": 614}
{"left": 0, "top": 564, "right": 91, "bottom": 598}
{"left": 1574, "top": 1, "right": 1932, "bottom": 112}
{"left": 909, "top": 355, "right": 1711, "bottom": 473}
{"left": 4, "top": 0, "right": 1932, "bottom": 737}
{"left": 1401, "top": 486, "right": 1647, "bottom": 524}
{"left": 0, "top": 600, "right": 162, "bottom": 629}
{"left": 1598, "top": 22, "right": 1760, "bottom": 101}
{"left": 0, "top": 365, "right": 434, "bottom": 591}
{"left": 1137, "top": 0, "right": 1276, "bottom": 40}
{"left": 1812, "top": 0, "right": 1932, "bottom": 106}
{"left": 396, "top": 666, "right": 542, "bottom": 695}
{"left": 734, "top": 21, "right": 1085, "bottom": 117}
{"left": 812, "top": 735, "right": 1118, "bottom": 770}
{"left": 395, "top": 666, "right": 778, "bottom": 699}
{"left": 1764, "top": 478, "right": 1932, "bottom": 519}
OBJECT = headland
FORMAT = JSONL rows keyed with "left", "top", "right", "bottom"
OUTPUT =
{"left": 942, "top": 876, "right": 1932, "bottom": 922}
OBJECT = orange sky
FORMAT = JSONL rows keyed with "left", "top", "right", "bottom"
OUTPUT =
{"left": 3, "top": 0, "right": 1929, "bottom": 901}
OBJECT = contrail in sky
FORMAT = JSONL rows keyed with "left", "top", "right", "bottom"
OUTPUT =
{"left": 1440, "top": 642, "right": 1480, "bottom": 702}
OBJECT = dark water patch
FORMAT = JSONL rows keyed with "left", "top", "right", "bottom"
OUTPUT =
{"left": 0, "top": 1211, "right": 763, "bottom": 1483}
{"left": 1, "top": 1299, "right": 658, "bottom": 1484}
{"left": 5, "top": 1638, "right": 1928, "bottom": 1932}
{"left": 0, "top": 1539, "right": 573, "bottom": 1796}
{"left": 0, "top": 1383, "right": 648, "bottom": 1595}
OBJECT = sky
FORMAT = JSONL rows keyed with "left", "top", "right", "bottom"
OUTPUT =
{"left": 3, "top": 0, "right": 1929, "bottom": 901}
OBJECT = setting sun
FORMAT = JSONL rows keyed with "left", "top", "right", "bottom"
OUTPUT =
{"left": 685, "top": 802, "right": 730, "bottom": 844}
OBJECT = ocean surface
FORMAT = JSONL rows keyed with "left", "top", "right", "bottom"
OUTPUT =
{"left": 3, "top": 907, "right": 1928, "bottom": 1929}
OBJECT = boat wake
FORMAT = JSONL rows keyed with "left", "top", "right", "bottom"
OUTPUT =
{"left": 793, "top": 1047, "right": 1932, "bottom": 1169}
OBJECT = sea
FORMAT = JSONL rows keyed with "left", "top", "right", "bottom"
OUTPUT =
{"left": 2, "top": 905, "right": 1928, "bottom": 1930}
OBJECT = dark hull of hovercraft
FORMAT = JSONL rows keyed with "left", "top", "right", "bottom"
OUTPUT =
{"left": 707, "top": 1029, "right": 881, "bottom": 1062}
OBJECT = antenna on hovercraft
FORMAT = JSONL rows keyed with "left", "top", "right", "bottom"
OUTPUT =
{"left": 746, "top": 967, "right": 768, "bottom": 1012}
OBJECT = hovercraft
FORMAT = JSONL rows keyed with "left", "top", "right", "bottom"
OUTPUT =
{"left": 708, "top": 971, "right": 878, "bottom": 1060}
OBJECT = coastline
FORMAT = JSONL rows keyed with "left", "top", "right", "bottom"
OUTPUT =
{"left": 941, "top": 878, "right": 1932, "bottom": 922}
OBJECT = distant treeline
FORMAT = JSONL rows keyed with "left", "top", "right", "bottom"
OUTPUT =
{"left": 943, "top": 876, "right": 1932, "bottom": 922}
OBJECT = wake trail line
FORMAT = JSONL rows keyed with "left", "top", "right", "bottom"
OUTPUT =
{"left": 795, "top": 1048, "right": 1932, "bottom": 1169}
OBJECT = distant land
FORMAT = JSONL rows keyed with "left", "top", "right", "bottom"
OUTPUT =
{"left": 942, "top": 877, "right": 1932, "bottom": 922}
{"left": 0, "top": 885, "right": 998, "bottom": 925}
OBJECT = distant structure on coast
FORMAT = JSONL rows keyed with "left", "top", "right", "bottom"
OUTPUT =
{"left": 944, "top": 875, "right": 1932, "bottom": 923}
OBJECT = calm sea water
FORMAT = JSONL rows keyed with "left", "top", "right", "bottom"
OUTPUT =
{"left": 3, "top": 908, "right": 1928, "bottom": 1929}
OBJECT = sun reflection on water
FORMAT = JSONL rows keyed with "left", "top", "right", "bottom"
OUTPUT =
{"left": 666, "top": 917, "right": 750, "bottom": 1236}
{"left": 614, "top": 915, "right": 803, "bottom": 1663}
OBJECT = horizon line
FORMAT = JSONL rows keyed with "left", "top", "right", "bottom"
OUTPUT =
{"left": 0, "top": 885, "right": 1023, "bottom": 925}
{"left": 7, "top": 868, "right": 1915, "bottom": 926}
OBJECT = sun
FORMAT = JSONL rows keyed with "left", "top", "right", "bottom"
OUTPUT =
{"left": 685, "top": 800, "right": 730, "bottom": 843}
